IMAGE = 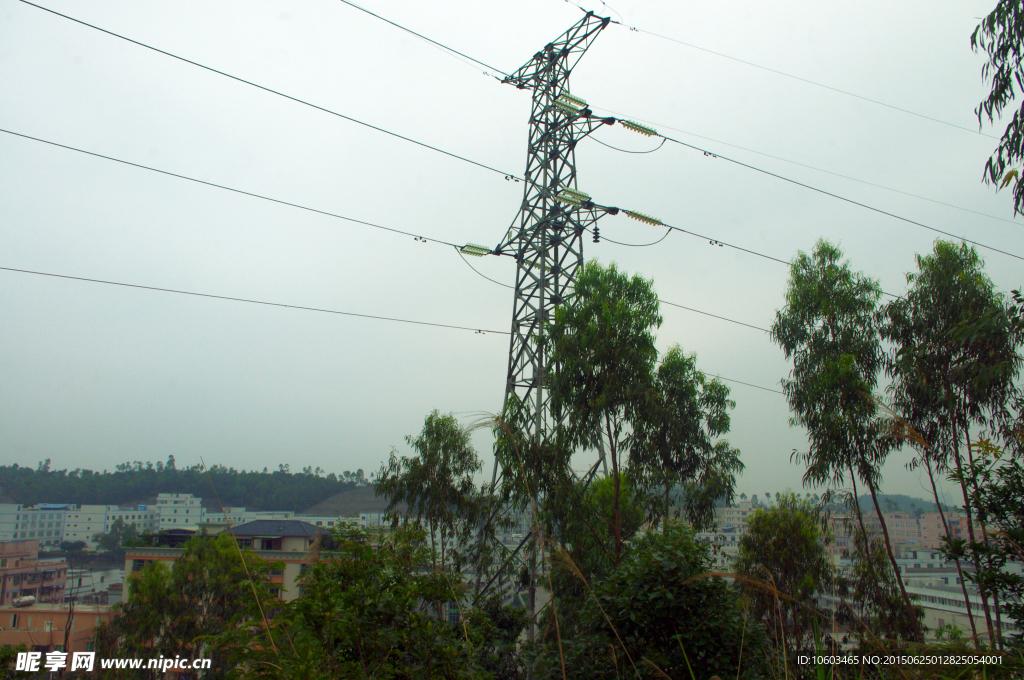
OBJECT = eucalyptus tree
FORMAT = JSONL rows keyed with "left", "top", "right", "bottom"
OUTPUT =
{"left": 376, "top": 410, "right": 483, "bottom": 572}
{"left": 548, "top": 260, "right": 662, "bottom": 561}
{"left": 631, "top": 345, "right": 742, "bottom": 530}
{"left": 973, "top": 0, "right": 1024, "bottom": 214}
{"left": 880, "top": 240, "right": 1022, "bottom": 647}
{"left": 771, "top": 239, "right": 921, "bottom": 640}
{"left": 735, "top": 493, "right": 835, "bottom": 660}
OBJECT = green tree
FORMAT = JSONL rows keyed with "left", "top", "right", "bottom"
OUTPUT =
{"left": 95, "top": 533, "right": 274, "bottom": 679}
{"left": 839, "top": 521, "right": 925, "bottom": 644}
{"left": 880, "top": 240, "right": 1021, "bottom": 647}
{"left": 632, "top": 345, "right": 742, "bottom": 530}
{"left": 734, "top": 493, "right": 834, "bottom": 660}
{"left": 945, "top": 439, "right": 1024, "bottom": 648}
{"left": 772, "top": 239, "right": 920, "bottom": 640}
{"left": 94, "top": 518, "right": 140, "bottom": 562}
{"left": 216, "top": 526, "right": 509, "bottom": 679}
{"left": 375, "top": 410, "right": 483, "bottom": 573}
{"left": 973, "top": 0, "right": 1024, "bottom": 214}
{"left": 549, "top": 260, "right": 661, "bottom": 561}
{"left": 530, "top": 524, "right": 768, "bottom": 680}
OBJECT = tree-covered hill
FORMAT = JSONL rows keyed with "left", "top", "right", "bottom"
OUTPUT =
{"left": 0, "top": 457, "right": 367, "bottom": 512}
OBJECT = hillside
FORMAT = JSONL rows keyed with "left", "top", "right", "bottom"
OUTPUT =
{"left": 0, "top": 459, "right": 362, "bottom": 512}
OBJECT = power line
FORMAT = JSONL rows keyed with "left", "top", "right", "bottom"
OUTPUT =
{"left": 588, "top": 105, "right": 1021, "bottom": 227}
{"left": 589, "top": 135, "right": 666, "bottom": 154}
{"left": 0, "top": 266, "right": 784, "bottom": 391}
{"left": 0, "top": 265, "right": 509, "bottom": 335}
{"left": 456, "top": 248, "right": 514, "bottom": 289}
{"left": 0, "top": 128, "right": 463, "bottom": 249}
{"left": 657, "top": 300, "right": 769, "bottom": 333}
{"left": 618, "top": 24, "right": 1000, "bottom": 140}
{"left": 657, "top": 134, "right": 1024, "bottom": 263}
{"left": 461, "top": 238, "right": 773, "bottom": 333}
{"left": 316, "top": 0, "right": 1017, "bottom": 233}
{"left": 16, "top": 0, "right": 521, "bottom": 181}
{"left": 335, "top": 0, "right": 508, "bottom": 77}
{"left": 708, "top": 374, "right": 783, "bottom": 395}
{"left": 595, "top": 227, "right": 672, "bottom": 247}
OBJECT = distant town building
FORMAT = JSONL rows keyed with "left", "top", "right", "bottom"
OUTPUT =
{"left": 0, "top": 601, "right": 111, "bottom": 654}
{"left": 63, "top": 505, "right": 159, "bottom": 550}
{"left": 0, "top": 540, "right": 68, "bottom": 605}
{"left": 0, "top": 504, "right": 69, "bottom": 547}
{"left": 124, "top": 519, "right": 325, "bottom": 602}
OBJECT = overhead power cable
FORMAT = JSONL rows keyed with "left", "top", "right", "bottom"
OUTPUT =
{"left": 335, "top": 0, "right": 508, "bottom": 77}
{"left": 16, "top": 0, "right": 521, "bottom": 180}
{"left": 456, "top": 247, "right": 515, "bottom": 289}
{"left": 0, "top": 128, "right": 464, "bottom": 249}
{"left": 0, "top": 265, "right": 784, "bottom": 392}
{"left": 616, "top": 24, "right": 999, "bottom": 140}
{"left": 594, "top": 226, "right": 672, "bottom": 247}
{"left": 651, "top": 134, "right": 1024, "bottom": 262}
{"left": 590, "top": 135, "right": 666, "bottom": 154}
{"left": 708, "top": 374, "right": 783, "bottom": 395}
{"left": 657, "top": 300, "right": 769, "bottom": 333}
{"left": 0, "top": 265, "right": 508, "bottom": 335}
{"left": 588, "top": 106, "right": 1020, "bottom": 228}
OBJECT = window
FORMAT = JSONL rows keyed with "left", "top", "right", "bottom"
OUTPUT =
{"left": 10, "top": 614, "right": 18, "bottom": 627}
{"left": 44, "top": 621, "right": 53, "bottom": 632}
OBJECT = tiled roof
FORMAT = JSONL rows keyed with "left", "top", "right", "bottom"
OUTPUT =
{"left": 229, "top": 520, "right": 324, "bottom": 537}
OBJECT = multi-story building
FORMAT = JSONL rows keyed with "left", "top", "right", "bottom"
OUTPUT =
{"left": 0, "top": 601, "right": 110, "bottom": 654}
{"left": 62, "top": 505, "right": 159, "bottom": 549}
{"left": 66, "top": 567, "right": 124, "bottom": 603}
{"left": 0, "top": 504, "right": 69, "bottom": 547}
{"left": 124, "top": 519, "right": 325, "bottom": 602}
{"left": 693, "top": 500, "right": 757, "bottom": 568}
{"left": 156, "top": 493, "right": 343, "bottom": 530}
{"left": 919, "top": 512, "right": 967, "bottom": 550}
{"left": 0, "top": 540, "right": 67, "bottom": 605}
{"left": 156, "top": 493, "right": 206, "bottom": 527}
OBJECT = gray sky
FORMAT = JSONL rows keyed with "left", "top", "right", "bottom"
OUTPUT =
{"left": 1, "top": 0, "right": 1020, "bottom": 506}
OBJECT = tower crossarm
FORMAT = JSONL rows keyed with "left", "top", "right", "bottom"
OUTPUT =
{"left": 502, "top": 12, "right": 611, "bottom": 90}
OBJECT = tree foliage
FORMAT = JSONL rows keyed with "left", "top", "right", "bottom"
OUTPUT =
{"left": 973, "top": 0, "right": 1024, "bottom": 214}
{"left": 95, "top": 533, "right": 274, "bottom": 679}
{"left": 0, "top": 457, "right": 360, "bottom": 511}
{"left": 734, "top": 493, "right": 834, "bottom": 658}
{"left": 772, "top": 239, "right": 921, "bottom": 640}
{"left": 376, "top": 410, "right": 483, "bottom": 574}
{"left": 881, "top": 239, "right": 1022, "bottom": 647}
{"left": 94, "top": 517, "right": 140, "bottom": 562}
{"left": 530, "top": 524, "right": 768, "bottom": 680}
{"left": 216, "top": 526, "right": 527, "bottom": 680}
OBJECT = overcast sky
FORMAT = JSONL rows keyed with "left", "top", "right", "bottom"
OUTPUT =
{"left": 1, "top": 0, "right": 1020, "bottom": 506}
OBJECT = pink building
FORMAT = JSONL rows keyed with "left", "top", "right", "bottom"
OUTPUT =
{"left": 0, "top": 540, "right": 67, "bottom": 605}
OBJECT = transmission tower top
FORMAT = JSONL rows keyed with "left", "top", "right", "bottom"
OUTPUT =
{"left": 502, "top": 12, "right": 611, "bottom": 91}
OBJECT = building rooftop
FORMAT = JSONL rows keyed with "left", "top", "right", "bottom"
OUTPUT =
{"left": 230, "top": 520, "right": 324, "bottom": 538}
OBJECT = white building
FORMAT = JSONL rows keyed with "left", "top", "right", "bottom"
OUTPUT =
{"left": 157, "top": 493, "right": 206, "bottom": 527}
{"left": 157, "top": 493, "right": 343, "bottom": 531}
{"left": 0, "top": 504, "right": 69, "bottom": 548}
{"left": 62, "top": 505, "right": 159, "bottom": 550}
{"left": 693, "top": 500, "right": 757, "bottom": 568}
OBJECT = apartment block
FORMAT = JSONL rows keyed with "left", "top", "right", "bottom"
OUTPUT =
{"left": 0, "top": 540, "right": 67, "bottom": 605}
{"left": 63, "top": 505, "right": 159, "bottom": 550}
{"left": 0, "top": 504, "right": 69, "bottom": 547}
{"left": 125, "top": 520, "right": 325, "bottom": 602}
{"left": 156, "top": 493, "right": 206, "bottom": 527}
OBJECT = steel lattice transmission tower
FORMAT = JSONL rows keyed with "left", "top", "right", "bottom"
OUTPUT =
{"left": 490, "top": 11, "right": 617, "bottom": 480}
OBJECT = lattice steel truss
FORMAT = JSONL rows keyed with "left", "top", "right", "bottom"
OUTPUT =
{"left": 494, "top": 10, "right": 617, "bottom": 454}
